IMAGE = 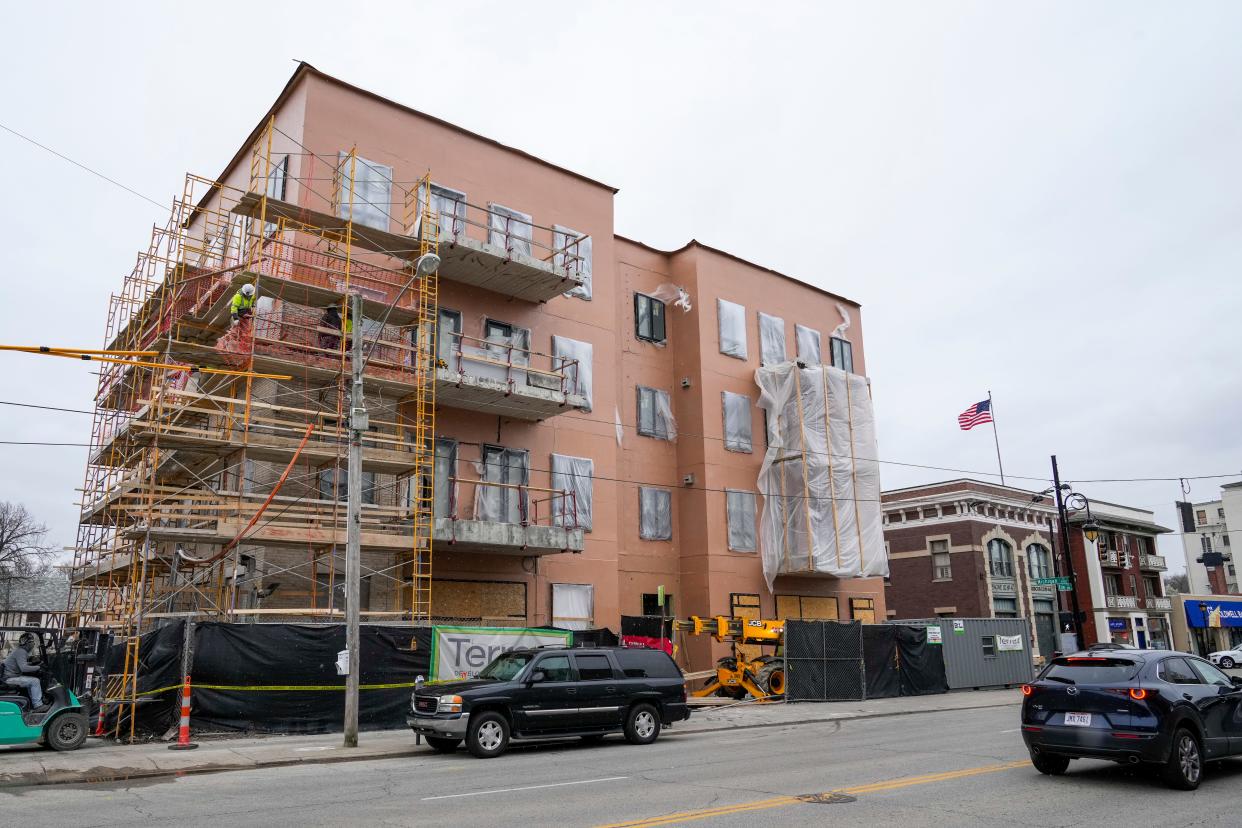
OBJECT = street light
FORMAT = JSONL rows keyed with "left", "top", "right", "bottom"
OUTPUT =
{"left": 343, "top": 250, "right": 441, "bottom": 749}
{"left": 1081, "top": 520, "right": 1101, "bottom": 544}
{"left": 1033, "top": 458, "right": 1090, "bottom": 651}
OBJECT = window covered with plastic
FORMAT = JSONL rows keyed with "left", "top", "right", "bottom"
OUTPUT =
{"left": 718, "top": 299, "right": 748, "bottom": 359}
{"left": 488, "top": 203, "right": 533, "bottom": 257}
{"left": 795, "top": 324, "right": 821, "bottom": 365}
{"left": 552, "top": 335, "right": 593, "bottom": 410}
{"left": 639, "top": 487, "right": 672, "bottom": 540}
{"left": 637, "top": 386, "right": 676, "bottom": 440}
{"left": 758, "top": 312, "right": 786, "bottom": 365}
{"left": 721, "top": 392, "right": 753, "bottom": 453}
{"left": 554, "top": 225, "right": 592, "bottom": 300}
{"left": 551, "top": 454, "right": 593, "bottom": 531}
{"left": 755, "top": 361, "right": 886, "bottom": 589}
{"left": 477, "top": 446, "right": 528, "bottom": 524}
{"left": 552, "top": 583, "right": 594, "bottom": 631}
{"left": 726, "top": 490, "right": 757, "bottom": 552}
{"left": 415, "top": 182, "right": 467, "bottom": 237}
{"left": 336, "top": 153, "right": 392, "bottom": 231}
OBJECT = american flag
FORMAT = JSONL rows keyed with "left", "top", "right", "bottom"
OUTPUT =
{"left": 958, "top": 399, "right": 993, "bottom": 431}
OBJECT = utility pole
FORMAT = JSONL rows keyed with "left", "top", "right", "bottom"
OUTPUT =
{"left": 1051, "top": 455, "right": 1085, "bottom": 649}
{"left": 344, "top": 291, "right": 365, "bottom": 748}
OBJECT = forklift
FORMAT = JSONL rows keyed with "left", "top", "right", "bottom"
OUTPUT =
{"left": 673, "top": 616, "right": 787, "bottom": 701}
{"left": 0, "top": 626, "right": 93, "bottom": 751}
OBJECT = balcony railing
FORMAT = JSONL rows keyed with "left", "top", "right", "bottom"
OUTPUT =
{"left": 1146, "top": 596, "right": 1173, "bottom": 611}
{"left": 1105, "top": 595, "right": 1139, "bottom": 609}
{"left": 1139, "top": 554, "right": 1167, "bottom": 571}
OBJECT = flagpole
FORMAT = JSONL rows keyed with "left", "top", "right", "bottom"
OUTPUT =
{"left": 988, "top": 390, "right": 1006, "bottom": 485}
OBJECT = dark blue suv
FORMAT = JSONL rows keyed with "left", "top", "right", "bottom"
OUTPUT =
{"left": 1022, "top": 649, "right": 1242, "bottom": 789}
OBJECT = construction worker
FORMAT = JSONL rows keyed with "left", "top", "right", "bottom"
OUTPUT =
{"left": 1, "top": 632, "right": 48, "bottom": 710}
{"left": 230, "top": 283, "right": 257, "bottom": 324}
{"left": 318, "top": 304, "right": 352, "bottom": 352}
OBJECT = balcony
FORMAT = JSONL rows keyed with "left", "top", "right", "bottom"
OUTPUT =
{"left": 1146, "top": 596, "right": 1173, "bottom": 612}
{"left": 437, "top": 331, "right": 589, "bottom": 420}
{"left": 233, "top": 192, "right": 588, "bottom": 304}
{"left": 1105, "top": 595, "right": 1139, "bottom": 609}
{"left": 1139, "top": 554, "right": 1167, "bottom": 571}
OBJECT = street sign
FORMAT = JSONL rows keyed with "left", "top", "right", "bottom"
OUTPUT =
{"left": 1035, "top": 577, "right": 1072, "bottom": 589}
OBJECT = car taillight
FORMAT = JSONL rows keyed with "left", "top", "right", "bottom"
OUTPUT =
{"left": 1021, "top": 684, "right": 1033, "bottom": 696}
{"left": 1129, "top": 688, "right": 1147, "bottom": 700}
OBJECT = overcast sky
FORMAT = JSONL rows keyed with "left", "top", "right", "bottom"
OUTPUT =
{"left": 1, "top": 2, "right": 1239, "bottom": 572}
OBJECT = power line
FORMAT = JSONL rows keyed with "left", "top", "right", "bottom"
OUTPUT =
{"left": 0, "top": 121, "right": 165, "bottom": 209}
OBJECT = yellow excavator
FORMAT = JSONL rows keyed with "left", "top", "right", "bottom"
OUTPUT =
{"left": 673, "top": 616, "right": 786, "bottom": 701}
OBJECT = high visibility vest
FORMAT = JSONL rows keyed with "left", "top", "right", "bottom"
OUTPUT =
{"left": 230, "top": 290, "right": 257, "bottom": 315}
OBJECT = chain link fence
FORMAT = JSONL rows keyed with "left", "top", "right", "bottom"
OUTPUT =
{"left": 784, "top": 619, "right": 865, "bottom": 701}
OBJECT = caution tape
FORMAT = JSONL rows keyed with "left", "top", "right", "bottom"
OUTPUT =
{"left": 123, "top": 680, "right": 418, "bottom": 699}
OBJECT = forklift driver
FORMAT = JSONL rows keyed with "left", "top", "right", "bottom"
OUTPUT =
{"left": 1, "top": 633, "right": 48, "bottom": 710}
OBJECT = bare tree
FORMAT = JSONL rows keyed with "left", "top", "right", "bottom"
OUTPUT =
{"left": 1164, "top": 573, "right": 1190, "bottom": 595}
{"left": 0, "top": 502, "right": 55, "bottom": 579}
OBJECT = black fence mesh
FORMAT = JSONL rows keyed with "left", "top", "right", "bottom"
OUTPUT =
{"left": 785, "top": 620, "right": 865, "bottom": 701}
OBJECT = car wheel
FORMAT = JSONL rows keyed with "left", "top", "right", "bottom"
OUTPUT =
{"left": 624, "top": 703, "right": 661, "bottom": 746}
{"left": 466, "top": 712, "right": 510, "bottom": 759}
{"left": 424, "top": 736, "right": 461, "bottom": 754}
{"left": 1162, "top": 728, "right": 1203, "bottom": 790}
{"left": 46, "top": 712, "right": 88, "bottom": 752}
{"left": 1030, "top": 751, "right": 1070, "bottom": 776}
{"left": 1221, "top": 657, "right": 1236, "bottom": 669}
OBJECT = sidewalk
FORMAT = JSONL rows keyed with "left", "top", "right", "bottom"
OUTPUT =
{"left": 0, "top": 689, "right": 1018, "bottom": 788}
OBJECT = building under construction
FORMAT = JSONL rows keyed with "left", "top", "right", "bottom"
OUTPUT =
{"left": 69, "top": 63, "right": 887, "bottom": 685}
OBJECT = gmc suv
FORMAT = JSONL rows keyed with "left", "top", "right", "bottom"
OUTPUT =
{"left": 408, "top": 646, "right": 690, "bottom": 758}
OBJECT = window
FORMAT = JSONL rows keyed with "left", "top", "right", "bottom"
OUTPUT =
{"left": 484, "top": 319, "right": 531, "bottom": 363}
{"left": 554, "top": 225, "right": 592, "bottom": 300}
{"left": 478, "top": 445, "right": 528, "bottom": 524}
{"left": 637, "top": 386, "right": 674, "bottom": 440}
{"left": 551, "top": 583, "right": 593, "bottom": 631}
{"left": 487, "top": 203, "right": 533, "bottom": 256}
{"left": 726, "top": 490, "right": 757, "bottom": 552}
{"left": 1189, "top": 658, "right": 1232, "bottom": 688}
{"left": 415, "top": 182, "right": 467, "bottom": 237}
{"left": 1225, "top": 535, "right": 1231, "bottom": 547}
{"left": 829, "top": 337, "right": 854, "bottom": 373}
{"left": 266, "top": 155, "right": 288, "bottom": 201}
{"left": 987, "top": 539, "right": 1014, "bottom": 577}
{"left": 641, "top": 593, "right": 673, "bottom": 616}
{"left": 1026, "top": 544, "right": 1052, "bottom": 580}
{"left": 930, "top": 539, "right": 951, "bottom": 580}
{"left": 757, "top": 312, "right": 786, "bottom": 365}
{"left": 1159, "top": 657, "right": 1201, "bottom": 685}
{"left": 717, "top": 299, "right": 748, "bottom": 359}
{"left": 435, "top": 308, "right": 462, "bottom": 365}
{"left": 634, "top": 293, "right": 666, "bottom": 343}
{"left": 1220, "top": 508, "right": 1227, "bottom": 520}
{"left": 336, "top": 153, "right": 392, "bottom": 231}
{"left": 550, "top": 454, "right": 593, "bottom": 531}
{"left": 775, "top": 595, "right": 839, "bottom": 620}
{"left": 573, "top": 654, "right": 615, "bottom": 681}
{"left": 319, "top": 464, "right": 377, "bottom": 506}
{"left": 850, "top": 597, "right": 876, "bottom": 623}
{"left": 795, "top": 324, "right": 821, "bottom": 364}
{"left": 993, "top": 597, "right": 1018, "bottom": 618}
{"left": 1104, "top": 574, "right": 1121, "bottom": 596}
{"left": 1043, "top": 657, "right": 1140, "bottom": 682}
{"left": 1144, "top": 576, "right": 1161, "bottom": 597}
{"left": 639, "top": 487, "right": 672, "bottom": 540}
{"left": 411, "top": 438, "right": 456, "bottom": 518}
{"left": 1128, "top": 574, "right": 1137, "bottom": 595}
{"left": 534, "top": 654, "right": 573, "bottom": 682}
{"left": 1201, "top": 535, "right": 1213, "bottom": 553}
{"left": 721, "top": 392, "right": 753, "bottom": 453}
{"left": 552, "top": 335, "right": 593, "bottom": 412}
{"left": 615, "top": 648, "right": 681, "bottom": 679}
{"left": 981, "top": 636, "right": 997, "bottom": 657}
{"left": 1197, "top": 510, "right": 1208, "bottom": 525}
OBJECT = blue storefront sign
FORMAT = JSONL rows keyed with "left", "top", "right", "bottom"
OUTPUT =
{"left": 1184, "top": 599, "right": 1242, "bottom": 629}
{"left": 1107, "top": 619, "right": 1129, "bottom": 632}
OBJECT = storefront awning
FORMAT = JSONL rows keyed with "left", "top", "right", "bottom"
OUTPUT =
{"left": 1184, "top": 599, "right": 1242, "bottom": 629}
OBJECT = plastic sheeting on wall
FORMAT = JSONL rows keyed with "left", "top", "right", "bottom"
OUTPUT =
{"left": 795, "top": 324, "right": 821, "bottom": 365}
{"left": 639, "top": 487, "right": 672, "bottom": 540}
{"left": 726, "top": 490, "right": 757, "bottom": 551}
{"left": 551, "top": 453, "right": 593, "bottom": 530}
{"left": 718, "top": 299, "right": 748, "bottom": 359}
{"left": 755, "top": 361, "right": 886, "bottom": 589}
{"left": 488, "top": 203, "right": 533, "bottom": 256}
{"left": 336, "top": 153, "right": 392, "bottom": 232}
{"left": 552, "top": 583, "right": 594, "bottom": 631}
{"left": 555, "top": 225, "right": 593, "bottom": 300}
{"left": 721, "top": 391, "right": 753, "bottom": 453}
{"left": 649, "top": 283, "right": 692, "bottom": 313}
{"left": 638, "top": 386, "right": 676, "bottom": 441}
{"left": 758, "top": 312, "right": 787, "bottom": 365}
{"left": 552, "top": 335, "right": 593, "bottom": 411}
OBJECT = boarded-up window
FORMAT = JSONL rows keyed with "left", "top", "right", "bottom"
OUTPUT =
{"left": 434, "top": 580, "right": 527, "bottom": 626}
{"left": 849, "top": 597, "right": 876, "bottom": 623}
{"left": 775, "top": 595, "right": 839, "bottom": 620}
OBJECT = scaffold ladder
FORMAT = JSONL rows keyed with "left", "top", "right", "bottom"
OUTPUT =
{"left": 408, "top": 176, "right": 439, "bottom": 623}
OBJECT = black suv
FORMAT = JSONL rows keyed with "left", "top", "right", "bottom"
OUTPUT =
{"left": 408, "top": 646, "right": 690, "bottom": 758}
{"left": 1022, "top": 649, "right": 1242, "bottom": 789}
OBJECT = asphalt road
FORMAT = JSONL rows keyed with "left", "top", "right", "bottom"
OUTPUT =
{"left": 3, "top": 705, "right": 1241, "bottom": 827}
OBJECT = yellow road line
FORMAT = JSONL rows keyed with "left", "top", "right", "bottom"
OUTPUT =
{"left": 597, "top": 759, "right": 1029, "bottom": 828}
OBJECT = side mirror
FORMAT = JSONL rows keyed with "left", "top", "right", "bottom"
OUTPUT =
{"left": 528, "top": 671, "right": 546, "bottom": 685}
{"left": 1230, "top": 676, "right": 1242, "bottom": 688}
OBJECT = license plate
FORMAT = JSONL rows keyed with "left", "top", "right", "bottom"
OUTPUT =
{"left": 1064, "top": 712, "right": 1092, "bottom": 727}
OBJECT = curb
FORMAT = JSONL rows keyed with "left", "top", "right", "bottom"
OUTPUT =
{"left": 0, "top": 698, "right": 1020, "bottom": 789}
